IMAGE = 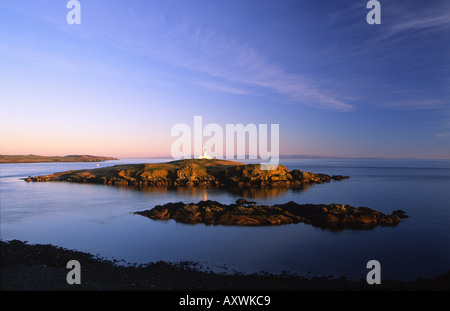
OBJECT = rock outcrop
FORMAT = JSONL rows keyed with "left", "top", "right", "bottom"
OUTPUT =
{"left": 135, "top": 199, "right": 407, "bottom": 230}
{"left": 24, "top": 159, "right": 349, "bottom": 188}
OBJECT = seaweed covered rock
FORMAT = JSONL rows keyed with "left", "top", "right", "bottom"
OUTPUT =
{"left": 135, "top": 199, "right": 407, "bottom": 230}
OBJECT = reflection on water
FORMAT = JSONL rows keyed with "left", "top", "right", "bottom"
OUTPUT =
{"left": 228, "top": 185, "right": 310, "bottom": 199}
{"left": 109, "top": 184, "right": 313, "bottom": 200}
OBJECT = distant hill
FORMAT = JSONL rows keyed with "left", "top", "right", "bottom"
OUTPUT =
{"left": 0, "top": 154, "right": 118, "bottom": 163}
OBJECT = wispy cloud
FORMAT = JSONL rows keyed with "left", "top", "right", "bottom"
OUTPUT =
{"left": 381, "top": 99, "right": 448, "bottom": 111}
{"left": 2, "top": 1, "right": 353, "bottom": 111}
{"left": 383, "top": 14, "right": 450, "bottom": 40}
{"left": 391, "top": 15, "right": 450, "bottom": 34}
{"left": 194, "top": 81, "right": 252, "bottom": 96}
{"left": 162, "top": 30, "right": 354, "bottom": 111}
{"left": 436, "top": 132, "right": 450, "bottom": 138}
{"left": 379, "top": 1, "right": 450, "bottom": 40}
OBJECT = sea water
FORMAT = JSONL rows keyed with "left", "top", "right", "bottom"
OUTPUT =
{"left": 1, "top": 158, "right": 449, "bottom": 281}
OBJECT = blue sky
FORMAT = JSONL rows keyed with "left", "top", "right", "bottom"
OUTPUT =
{"left": 0, "top": 0, "right": 449, "bottom": 158}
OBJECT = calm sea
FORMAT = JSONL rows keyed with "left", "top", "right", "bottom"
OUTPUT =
{"left": 1, "top": 158, "right": 449, "bottom": 281}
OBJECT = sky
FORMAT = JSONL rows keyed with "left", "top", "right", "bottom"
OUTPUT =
{"left": 0, "top": 0, "right": 449, "bottom": 159}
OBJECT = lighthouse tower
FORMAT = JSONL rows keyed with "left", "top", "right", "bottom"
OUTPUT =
{"left": 198, "top": 149, "right": 212, "bottom": 159}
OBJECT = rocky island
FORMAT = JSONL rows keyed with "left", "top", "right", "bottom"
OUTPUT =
{"left": 24, "top": 158, "right": 349, "bottom": 188}
{"left": 0, "top": 154, "right": 118, "bottom": 163}
{"left": 135, "top": 199, "right": 407, "bottom": 230}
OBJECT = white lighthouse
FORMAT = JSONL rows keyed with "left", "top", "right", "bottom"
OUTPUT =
{"left": 198, "top": 149, "right": 212, "bottom": 159}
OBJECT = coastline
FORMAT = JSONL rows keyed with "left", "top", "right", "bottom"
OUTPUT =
{"left": 1, "top": 240, "right": 449, "bottom": 291}
{"left": 0, "top": 155, "right": 118, "bottom": 164}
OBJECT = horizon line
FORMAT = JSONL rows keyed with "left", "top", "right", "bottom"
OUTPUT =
{"left": 1, "top": 154, "right": 449, "bottom": 161}
{"left": 114, "top": 154, "right": 450, "bottom": 161}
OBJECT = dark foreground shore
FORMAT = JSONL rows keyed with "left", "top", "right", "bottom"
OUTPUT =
{"left": 1, "top": 240, "right": 448, "bottom": 291}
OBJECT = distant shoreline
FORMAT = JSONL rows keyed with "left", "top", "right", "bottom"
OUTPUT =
{"left": 0, "top": 155, "right": 118, "bottom": 164}
{"left": 2, "top": 154, "right": 448, "bottom": 163}
{"left": 114, "top": 155, "right": 450, "bottom": 161}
